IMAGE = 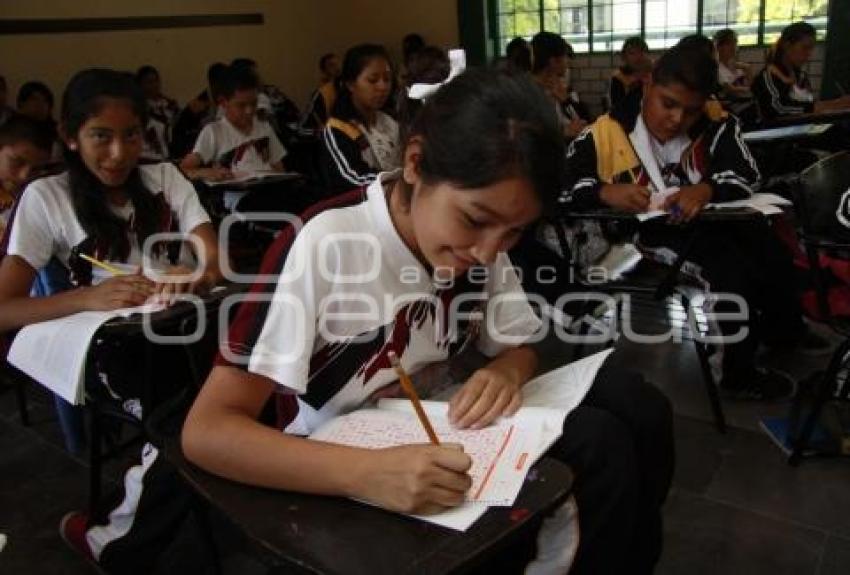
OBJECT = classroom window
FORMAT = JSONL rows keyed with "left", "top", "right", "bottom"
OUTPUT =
{"left": 591, "top": 0, "right": 642, "bottom": 52}
{"left": 490, "top": 0, "right": 829, "bottom": 54}
{"left": 702, "top": 0, "right": 760, "bottom": 46}
{"left": 761, "top": 0, "right": 828, "bottom": 44}
{"left": 644, "top": 0, "right": 699, "bottom": 49}
{"left": 495, "top": 0, "right": 544, "bottom": 53}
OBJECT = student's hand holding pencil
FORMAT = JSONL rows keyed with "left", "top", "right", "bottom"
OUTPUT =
{"left": 600, "top": 183, "right": 651, "bottom": 213}
{"left": 150, "top": 264, "right": 218, "bottom": 304}
{"left": 81, "top": 269, "right": 156, "bottom": 311}
{"left": 354, "top": 444, "right": 472, "bottom": 515}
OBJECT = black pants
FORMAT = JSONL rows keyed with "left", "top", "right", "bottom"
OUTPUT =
{"left": 547, "top": 360, "right": 675, "bottom": 575}
{"left": 641, "top": 218, "right": 805, "bottom": 382}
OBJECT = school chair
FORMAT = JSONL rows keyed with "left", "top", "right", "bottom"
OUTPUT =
{"left": 790, "top": 151, "right": 850, "bottom": 325}
{"left": 540, "top": 213, "right": 732, "bottom": 433}
{"left": 787, "top": 150, "right": 850, "bottom": 465}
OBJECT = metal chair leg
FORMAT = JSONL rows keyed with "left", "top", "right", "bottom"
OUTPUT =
{"left": 693, "top": 339, "right": 727, "bottom": 434}
{"left": 681, "top": 291, "right": 726, "bottom": 434}
{"left": 789, "top": 341, "right": 850, "bottom": 465}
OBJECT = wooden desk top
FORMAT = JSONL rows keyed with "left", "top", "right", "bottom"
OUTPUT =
{"left": 166, "top": 435, "right": 573, "bottom": 575}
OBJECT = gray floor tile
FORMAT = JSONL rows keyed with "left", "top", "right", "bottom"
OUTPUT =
{"left": 658, "top": 489, "right": 825, "bottom": 575}
{"left": 0, "top": 420, "right": 91, "bottom": 575}
{"left": 671, "top": 416, "right": 728, "bottom": 495}
{"left": 706, "top": 427, "right": 850, "bottom": 537}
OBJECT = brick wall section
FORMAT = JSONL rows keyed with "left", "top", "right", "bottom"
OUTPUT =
{"left": 571, "top": 44, "right": 825, "bottom": 118}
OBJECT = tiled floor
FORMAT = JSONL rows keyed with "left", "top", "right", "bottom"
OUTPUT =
{"left": 1, "top": 311, "right": 849, "bottom": 573}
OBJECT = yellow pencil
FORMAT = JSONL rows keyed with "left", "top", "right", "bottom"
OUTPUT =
{"left": 79, "top": 254, "right": 126, "bottom": 276}
{"left": 387, "top": 351, "right": 440, "bottom": 445}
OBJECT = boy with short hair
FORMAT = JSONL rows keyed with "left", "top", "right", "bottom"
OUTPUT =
{"left": 0, "top": 115, "right": 53, "bottom": 236}
{"left": 180, "top": 64, "right": 286, "bottom": 181}
{"left": 561, "top": 42, "right": 823, "bottom": 400}
{"left": 531, "top": 31, "right": 590, "bottom": 140}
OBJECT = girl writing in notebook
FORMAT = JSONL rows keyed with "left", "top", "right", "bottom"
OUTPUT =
{"left": 0, "top": 68, "right": 220, "bottom": 472}
{"left": 0, "top": 68, "right": 220, "bottom": 332}
{"left": 182, "top": 69, "right": 674, "bottom": 575}
{"left": 753, "top": 21, "right": 850, "bottom": 122}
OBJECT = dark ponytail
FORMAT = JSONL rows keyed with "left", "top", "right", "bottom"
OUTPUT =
{"left": 407, "top": 68, "right": 564, "bottom": 210}
{"left": 62, "top": 68, "right": 165, "bottom": 261}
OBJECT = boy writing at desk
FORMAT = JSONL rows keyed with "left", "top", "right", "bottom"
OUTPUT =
{"left": 180, "top": 63, "right": 286, "bottom": 182}
{"left": 561, "top": 41, "right": 825, "bottom": 400}
{"left": 183, "top": 69, "right": 674, "bottom": 575}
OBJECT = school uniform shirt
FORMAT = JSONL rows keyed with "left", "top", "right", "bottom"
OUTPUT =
{"left": 3, "top": 162, "right": 210, "bottom": 282}
{"left": 146, "top": 96, "right": 179, "bottom": 154}
{"left": 609, "top": 69, "right": 643, "bottom": 109}
{"left": 320, "top": 112, "right": 400, "bottom": 193}
{"left": 555, "top": 92, "right": 593, "bottom": 140}
{"left": 142, "top": 117, "right": 169, "bottom": 161}
{"left": 192, "top": 116, "right": 286, "bottom": 172}
{"left": 0, "top": 106, "right": 13, "bottom": 127}
{"left": 752, "top": 64, "right": 815, "bottom": 120}
{"left": 219, "top": 170, "right": 542, "bottom": 436}
{"left": 559, "top": 96, "right": 760, "bottom": 211}
{"left": 147, "top": 96, "right": 179, "bottom": 127}
{"left": 718, "top": 62, "right": 748, "bottom": 89}
{"left": 301, "top": 82, "right": 337, "bottom": 132}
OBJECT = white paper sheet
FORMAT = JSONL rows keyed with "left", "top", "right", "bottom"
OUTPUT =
{"left": 7, "top": 303, "right": 165, "bottom": 405}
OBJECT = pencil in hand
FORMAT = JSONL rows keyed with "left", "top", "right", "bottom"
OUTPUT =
{"left": 78, "top": 254, "right": 127, "bottom": 276}
{"left": 387, "top": 351, "right": 440, "bottom": 445}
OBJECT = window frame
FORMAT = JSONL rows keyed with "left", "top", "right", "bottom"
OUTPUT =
{"left": 488, "top": 0, "right": 828, "bottom": 55}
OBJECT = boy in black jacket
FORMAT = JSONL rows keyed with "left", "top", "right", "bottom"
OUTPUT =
{"left": 561, "top": 42, "right": 826, "bottom": 400}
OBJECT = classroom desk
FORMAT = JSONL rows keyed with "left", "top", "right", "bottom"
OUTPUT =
{"left": 743, "top": 123, "right": 833, "bottom": 144}
{"left": 193, "top": 172, "right": 322, "bottom": 230}
{"left": 202, "top": 172, "right": 304, "bottom": 192}
{"left": 158, "top": 427, "right": 574, "bottom": 575}
{"left": 553, "top": 205, "right": 767, "bottom": 300}
{"left": 85, "top": 282, "right": 247, "bottom": 509}
{"left": 762, "top": 108, "right": 850, "bottom": 128}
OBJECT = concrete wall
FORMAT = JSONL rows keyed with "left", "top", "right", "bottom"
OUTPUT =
{"left": 570, "top": 44, "right": 826, "bottom": 118}
{"left": 0, "top": 1, "right": 459, "bottom": 112}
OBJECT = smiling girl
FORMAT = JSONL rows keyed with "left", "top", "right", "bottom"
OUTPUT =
{"left": 0, "top": 68, "right": 220, "bottom": 333}
{"left": 183, "top": 68, "right": 673, "bottom": 574}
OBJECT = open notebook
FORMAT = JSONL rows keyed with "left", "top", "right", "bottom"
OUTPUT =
{"left": 637, "top": 192, "right": 792, "bottom": 222}
{"left": 308, "top": 348, "right": 614, "bottom": 531}
{"left": 203, "top": 169, "right": 301, "bottom": 187}
{"left": 7, "top": 303, "right": 165, "bottom": 405}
